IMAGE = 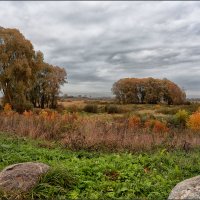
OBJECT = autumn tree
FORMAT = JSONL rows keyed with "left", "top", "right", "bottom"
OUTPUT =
{"left": 162, "top": 79, "right": 186, "bottom": 105}
{"left": 0, "top": 27, "right": 67, "bottom": 112}
{"left": 29, "top": 63, "right": 67, "bottom": 108}
{"left": 112, "top": 77, "right": 186, "bottom": 105}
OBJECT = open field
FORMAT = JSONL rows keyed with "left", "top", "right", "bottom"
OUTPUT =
{"left": 1, "top": 132, "right": 200, "bottom": 200}
{"left": 1, "top": 100, "right": 200, "bottom": 199}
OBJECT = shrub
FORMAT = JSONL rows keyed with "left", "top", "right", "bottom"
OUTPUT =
{"left": 187, "top": 111, "right": 200, "bottom": 131}
{"left": 128, "top": 116, "right": 141, "bottom": 128}
{"left": 3, "top": 103, "right": 12, "bottom": 112}
{"left": 84, "top": 104, "right": 98, "bottom": 113}
{"left": 145, "top": 119, "right": 168, "bottom": 133}
{"left": 13, "top": 101, "right": 33, "bottom": 113}
{"left": 153, "top": 120, "right": 169, "bottom": 133}
{"left": 105, "top": 105, "right": 121, "bottom": 114}
{"left": 174, "top": 109, "right": 189, "bottom": 127}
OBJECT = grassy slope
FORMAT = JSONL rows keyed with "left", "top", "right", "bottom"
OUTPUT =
{"left": 0, "top": 132, "right": 200, "bottom": 200}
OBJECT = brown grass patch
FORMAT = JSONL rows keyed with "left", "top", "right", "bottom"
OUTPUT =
{"left": 0, "top": 110, "right": 200, "bottom": 152}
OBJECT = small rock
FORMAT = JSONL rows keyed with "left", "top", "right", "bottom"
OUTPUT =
{"left": 168, "top": 175, "right": 200, "bottom": 199}
{"left": 0, "top": 162, "right": 50, "bottom": 193}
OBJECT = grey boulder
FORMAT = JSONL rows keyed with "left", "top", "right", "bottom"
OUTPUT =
{"left": 168, "top": 175, "right": 200, "bottom": 199}
{"left": 0, "top": 162, "right": 50, "bottom": 193}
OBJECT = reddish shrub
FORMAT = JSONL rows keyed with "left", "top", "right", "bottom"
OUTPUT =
{"left": 128, "top": 116, "right": 141, "bottom": 128}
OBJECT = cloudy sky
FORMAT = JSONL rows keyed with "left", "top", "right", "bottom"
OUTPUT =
{"left": 1, "top": 1, "right": 200, "bottom": 98}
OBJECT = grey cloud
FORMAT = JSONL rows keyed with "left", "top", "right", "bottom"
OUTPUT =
{"left": 0, "top": 1, "right": 200, "bottom": 97}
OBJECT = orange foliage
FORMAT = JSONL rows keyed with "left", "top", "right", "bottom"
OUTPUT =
{"left": 187, "top": 111, "right": 200, "bottom": 131}
{"left": 145, "top": 119, "right": 168, "bottom": 133}
{"left": 153, "top": 120, "right": 169, "bottom": 133}
{"left": 4, "top": 103, "right": 12, "bottom": 112}
{"left": 128, "top": 116, "right": 141, "bottom": 128}
{"left": 23, "top": 110, "right": 33, "bottom": 117}
{"left": 144, "top": 119, "right": 155, "bottom": 129}
{"left": 38, "top": 109, "right": 60, "bottom": 121}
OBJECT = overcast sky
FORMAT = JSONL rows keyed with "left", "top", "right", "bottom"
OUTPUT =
{"left": 1, "top": 1, "right": 200, "bottom": 97}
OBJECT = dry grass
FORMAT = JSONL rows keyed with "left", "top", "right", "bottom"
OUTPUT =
{"left": 0, "top": 111, "right": 78, "bottom": 140}
{"left": 0, "top": 110, "right": 200, "bottom": 152}
{"left": 58, "top": 100, "right": 87, "bottom": 110}
{"left": 62, "top": 116, "right": 200, "bottom": 152}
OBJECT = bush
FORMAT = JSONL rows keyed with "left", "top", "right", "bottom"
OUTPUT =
{"left": 105, "top": 105, "right": 121, "bottom": 114}
{"left": 145, "top": 119, "right": 168, "bottom": 133}
{"left": 187, "top": 111, "right": 200, "bottom": 131}
{"left": 84, "top": 104, "right": 98, "bottom": 113}
{"left": 173, "top": 109, "right": 189, "bottom": 127}
{"left": 128, "top": 116, "right": 141, "bottom": 128}
{"left": 3, "top": 103, "right": 12, "bottom": 112}
{"left": 13, "top": 101, "right": 33, "bottom": 113}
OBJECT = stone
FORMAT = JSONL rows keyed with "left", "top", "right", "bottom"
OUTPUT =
{"left": 0, "top": 162, "right": 50, "bottom": 193}
{"left": 168, "top": 175, "right": 200, "bottom": 199}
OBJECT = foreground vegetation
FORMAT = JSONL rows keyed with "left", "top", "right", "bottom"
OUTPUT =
{"left": 0, "top": 101, "right": 200, "bottom": 152}
{"left": 1, "top": 132, "right": 200, "bottom": 199}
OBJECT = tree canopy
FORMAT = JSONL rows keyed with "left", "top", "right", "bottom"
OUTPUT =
{"left": 0, "top": 27, "right": 67, "bottom": 112}
{"left": 112, "top": 77, "right": 186, "bottom": 105}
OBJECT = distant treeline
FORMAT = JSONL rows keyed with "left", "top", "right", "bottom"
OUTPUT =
{"left": 0, "top": 27, "right": 67, "bottom": 112}
{"left": 112, "top": 77, "right": 186, "bottom": 105}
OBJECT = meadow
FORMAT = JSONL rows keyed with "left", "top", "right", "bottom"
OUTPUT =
{"left": 1, "top": 99, "right": 200, "bottom": 152}
{"left": 1, "top": 132, "right": 200, "bottom": 200}
{"left": 1, "top": 99, "right": 200, "bottom": 199}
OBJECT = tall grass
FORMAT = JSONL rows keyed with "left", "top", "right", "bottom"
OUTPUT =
{"left": 62, "top": 117, "right": 200, "bottom": 152}
{"left": 0, "top": 111, "right": 78, "bottom": 140}
{"left": 0, "top": 110, "right": 200, "bottom": 152}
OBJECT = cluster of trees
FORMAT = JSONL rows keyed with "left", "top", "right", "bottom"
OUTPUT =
{"left": 112, "top": 78, "right": 186, "bottom": 105}
{"left": 0, "top": 27, "right": 67, "bottom": 112}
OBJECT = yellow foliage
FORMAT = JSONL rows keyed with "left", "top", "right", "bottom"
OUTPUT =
{"left": 187, "top": 111, "right": 200, "bottom": 131}
{"left": 4, "top": 103, "right": 12, "bottom": 112}
{"left": 39, "top": 110, "right": 48, "bottom": 118}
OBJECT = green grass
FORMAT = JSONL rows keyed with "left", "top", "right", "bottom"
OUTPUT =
{"left": 1, "top": 132, "right": 200, "bottom": 199}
